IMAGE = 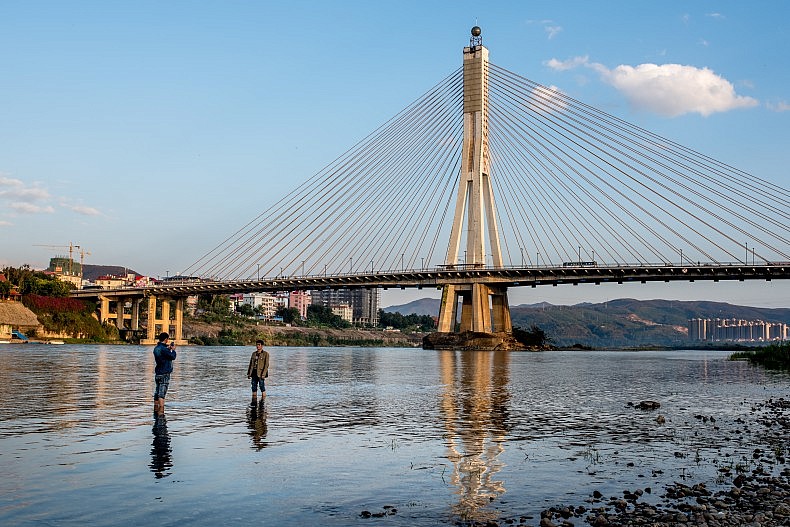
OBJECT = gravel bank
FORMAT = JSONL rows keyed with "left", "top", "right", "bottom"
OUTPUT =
{"left": 474, "top": 397, "right": 790, "bottom": 527}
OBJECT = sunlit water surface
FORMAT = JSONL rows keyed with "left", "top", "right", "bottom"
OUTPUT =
{"left": 0, "top": 345, "right": 787, "bottom": 526}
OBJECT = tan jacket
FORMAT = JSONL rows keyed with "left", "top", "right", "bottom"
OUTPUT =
{"left": 247, "top": 349, "right": 270, "bottom": 379}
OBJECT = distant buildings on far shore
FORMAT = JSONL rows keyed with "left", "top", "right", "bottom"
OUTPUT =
{"left": 689, "top": 318, "right": 788, "bottom": 342}
{"left": 229, "top": 288, "right": 380, "bottom": 326}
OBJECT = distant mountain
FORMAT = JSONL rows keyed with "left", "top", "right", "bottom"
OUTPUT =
{"left": 385, "top": 297, "right": 789, "bottom": 348}
{"left": 510, "top": 299, "right": 790, "bottom": 348}
{"left": 82, "top": 264, "right": 140, "bottom": 282}
{"left": 384, "top": 298, "right": 441, "bottom": 316}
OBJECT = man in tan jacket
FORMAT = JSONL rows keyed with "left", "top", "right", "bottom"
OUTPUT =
{"left": 247, "top": 340, "right": 270, "bottom": 402}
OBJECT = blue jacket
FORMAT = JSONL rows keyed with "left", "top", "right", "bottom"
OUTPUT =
{"left": 153, "top": 342, "right": 177, "bottom": 375}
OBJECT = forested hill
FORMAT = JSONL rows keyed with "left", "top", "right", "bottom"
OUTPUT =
{"left": 82, "top": 264, "right": 140, "bottom": 281}
{"left": 385, "top": 298, "right": 789, "bottom": 348}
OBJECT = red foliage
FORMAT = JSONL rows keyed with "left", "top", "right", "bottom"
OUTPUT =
{"left": 23, "top": 294, "right": 89, "bottom": 314}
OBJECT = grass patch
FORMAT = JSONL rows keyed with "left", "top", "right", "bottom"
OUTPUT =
{"left": 730, "top": 342, "right": 790, "bottom": 370}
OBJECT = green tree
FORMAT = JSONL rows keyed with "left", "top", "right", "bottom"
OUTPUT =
{"left": 2, "top": 264, "right": 35, "bottom": 290}
{"left": 512, "top": 324, "right": 553, "bottom": 348}
{"left": 378, "top": 310, "right": 436, "bottom": 331}
{"left": 276, "top": 306, "right": 302, "bottom": 325}
{"left": 236, "top": 303, "right": 255, "bottom": 317}
{"left": 197, "top": 294, "right": 231, "bottom": 316}
{"left": 3, "top": 265, "right": 74, "bottom": 297}
{"left": 9, "top": 269, "right": 73, "bottom": 297}
{"left": 306, "top": 305, "right": 350, "bottom": 328}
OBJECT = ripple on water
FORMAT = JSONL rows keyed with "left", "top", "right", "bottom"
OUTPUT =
{"left": 0, "top": 345, "right": 787, "bottom": 526}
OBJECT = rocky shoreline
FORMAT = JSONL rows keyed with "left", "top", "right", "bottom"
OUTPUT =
{"left": 468, "top": 397, "right": 790, "bottom": 527}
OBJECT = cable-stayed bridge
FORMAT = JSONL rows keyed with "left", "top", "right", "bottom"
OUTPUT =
{"left": 73, "top": 28, "right": 790, "bottom": 347}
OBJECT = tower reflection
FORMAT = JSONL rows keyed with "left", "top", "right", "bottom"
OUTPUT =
{"left": 149, "top": 413, "right": 172, "bottom": 479}
{"left": 246, "top": 399, "right": 268, "bottom": 450}
{"left": 438, "top": 350, "right": 511, "bottom": 522}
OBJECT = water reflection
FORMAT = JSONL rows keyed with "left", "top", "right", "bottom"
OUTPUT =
{"left": 438, "top": 350, "right": 511, "bottom": 522}
{"left": 246, "top": 398, "right": 268, "bottom": 450}
{"left": 149, "top": 413, "right": 172, "bottom": 479}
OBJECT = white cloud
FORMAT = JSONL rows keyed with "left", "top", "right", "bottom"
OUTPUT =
{"left": 595, "top": 63, "right": 759, "bottom": 117}
{"left": 0, "top": 176, "right": 50, "bottom": 202}
{"left": 10, "top": 202, "right": 55, "bottom": 214}
{"left": 545, "top": 25, "right": 562, "bottom": 39}
{"left": 699, "top": 38, "right": 709, "bottom": 47}
{"left": 0, "top": 176, "right": 23, "bottom": 187}
{"left": 545, "top": 55, "right": 589, "bottom": 71}
{"left": 0, "top": 174, "right": 103, "bottom": 217}
{"left": 546, "top": 56, "right": 759, "bottom": 117}
{"left": 0, "top": 220, "right": 12, "bottom": 227}
{"left": 706, "top": 12, "right": 725, "bottom": 20}
{"left": 68, "top": 205, "right": 102, "bottom": 216}
{"left": 527, "top": 19, "right": 563, "bottom": 40}
{"left": 767, "top": 100, "right": 790, "bottom": 112}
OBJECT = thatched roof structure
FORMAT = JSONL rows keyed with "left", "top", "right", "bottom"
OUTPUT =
{"left": 0, "top": 301, "right": 40, "bottom": 328}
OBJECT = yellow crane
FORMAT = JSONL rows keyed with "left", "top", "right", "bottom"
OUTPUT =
{"left": 33, "top": 242, "right": 81, "bottom": 275}
{"left": 78, "top": 247, "right": 91, "bottom": 269}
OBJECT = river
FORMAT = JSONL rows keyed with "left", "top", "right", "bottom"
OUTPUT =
{"left": 0, "top": 344, "right": 787, "bottom": 526}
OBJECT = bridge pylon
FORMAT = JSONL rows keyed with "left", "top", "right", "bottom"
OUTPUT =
{"left": 424, "top": 28, "right": 522, "bottom": 351}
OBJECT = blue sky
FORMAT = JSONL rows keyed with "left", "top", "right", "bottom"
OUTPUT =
{"left": 1, "top": 1, "right": 788, "bottom": 308}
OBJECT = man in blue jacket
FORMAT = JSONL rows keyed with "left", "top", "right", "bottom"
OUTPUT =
{"left": 153, "top": 332, "right": 177, "bottom": 414}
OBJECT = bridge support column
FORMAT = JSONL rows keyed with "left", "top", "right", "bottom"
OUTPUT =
{"left": 174, "top": 298, "right": 183, "bottom": 344}
{"left": 99, "top": 296, "right": 110, "bottom": 325}
{"left": 161, "top": 299, "right": 170, "bottom": 336}
{"left": 458, "top": 289, "right": 473, "bottom": 332}
{"left": 141, "top": 295, "right": 186, "bottom": 345}
{"left": 115, "top": 296, "right": 127, "bottom": 330}
{"left": 490, "top": 287, "right": 511, "bottom": 333}
{"left": 437, "top": 285, "right": 460, "bottom": 332}
{"left": 427, "top": 282, "right": 519, "bottom": 350}
{"left": 131, "top": 299, "right": 141, "bottom": 330}
{"left": 423, "top": 32, "right": 520, "bottom": 350}
{"left": 145, "top": 295, "right": 158, "bottom": 343}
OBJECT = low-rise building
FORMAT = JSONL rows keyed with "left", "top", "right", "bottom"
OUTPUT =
{"left": 331, "top": 304, "right": 354, "bottom": 323}
{"left": 243, "top": 292, "right": 279, "bottom": 319}
{"left": 289, "top": 291, "right": 312, "bottom": 320}
{"left": 0, "top": 301, "right": 41, "bottom": 340}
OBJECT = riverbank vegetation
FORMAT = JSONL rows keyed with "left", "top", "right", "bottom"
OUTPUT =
{"left": 23, "top": 294, "right": 119, "bottom": 342}
{"left": 186, "top": 294, "right": 432, "bottom": 346}
{"left": 2, "top": 265, "right": 118, "bottom": 341}
{"left": 512, "top": 324, "right": 553, "bottom": 348}
{"left": 729, "top": 342, "right": 790, "bottom": 370}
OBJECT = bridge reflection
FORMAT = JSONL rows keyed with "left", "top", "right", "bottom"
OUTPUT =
{"left": 438, "top": 349, "right": 511, "bottom": 522}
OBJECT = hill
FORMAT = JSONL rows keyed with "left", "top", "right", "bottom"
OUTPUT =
{"left": 385, "top": 297, "right": 789, "bottom": 348}
{"left": 383, "top": 297, "right": 441, "bottom": 316}
{"left": 82, "top": 264, "right": 140, "bottom": 281}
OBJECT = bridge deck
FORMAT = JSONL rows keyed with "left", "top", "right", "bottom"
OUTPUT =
{"left": 71, "top": 263, "right": 789, "bottom": 299}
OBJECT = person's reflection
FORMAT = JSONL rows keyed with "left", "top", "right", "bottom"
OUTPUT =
{"left": 246, "top": 396, "right": 268, "bottom": 450}
{"left": 439, "top": 350, "right": 511, "bottom": 523}
{"left": 149, "top": 412, "right": 172, "bottom": 479}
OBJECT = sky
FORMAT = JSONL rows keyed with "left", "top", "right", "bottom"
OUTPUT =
{"left": 1, "top": 1, "right": 788, "bottom": 308}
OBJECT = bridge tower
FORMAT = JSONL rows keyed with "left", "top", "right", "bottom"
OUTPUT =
{"left": 425, "top": 27, "right": 517, "bottom": 350}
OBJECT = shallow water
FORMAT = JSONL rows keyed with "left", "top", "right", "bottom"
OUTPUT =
{"left": 0, "top": 345, "right": 787, "bottom": 526}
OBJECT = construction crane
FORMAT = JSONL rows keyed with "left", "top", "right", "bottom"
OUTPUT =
{"left": 78, "top": 247, "right": 91, "bottom": 268}
{"left": 33, "top": 242, "right": 80, "bottom": 275}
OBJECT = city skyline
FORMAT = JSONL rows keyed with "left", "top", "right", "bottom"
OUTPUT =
{"left": 1, "top": 1, "right": 788, "bottom": 308}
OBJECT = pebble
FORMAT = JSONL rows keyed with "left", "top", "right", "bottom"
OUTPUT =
{"left": 466, "top": 397, "right": 790, "bottom": 527}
